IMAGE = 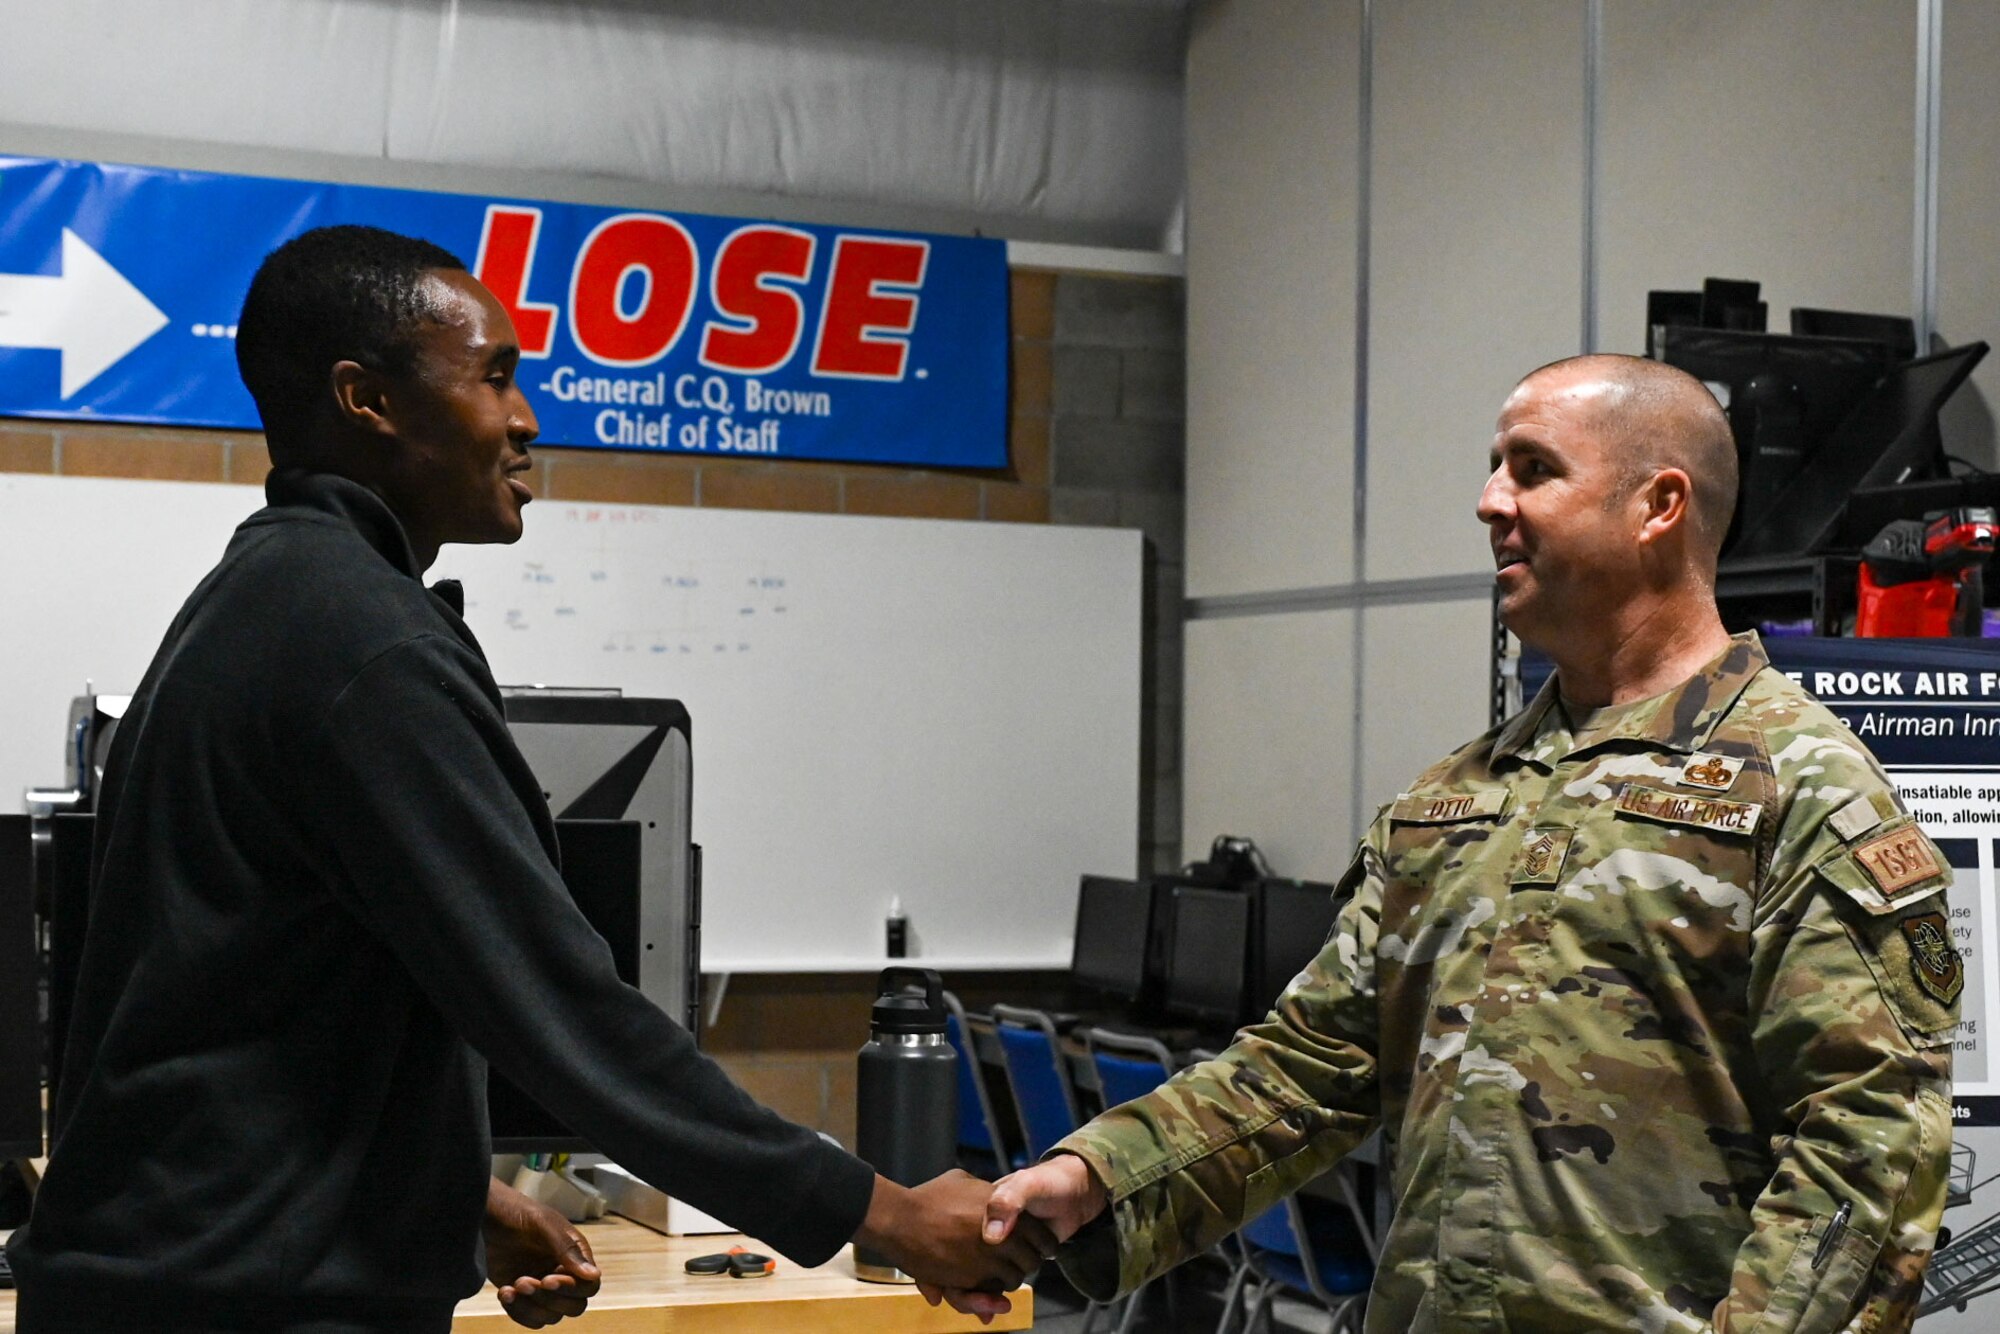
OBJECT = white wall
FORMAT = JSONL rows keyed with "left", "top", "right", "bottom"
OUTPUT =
{"left": 1183, "top": 610, "right": 1357, "bottom": 871}
{"left": 1937, "top": 0, "right": 2000, "bottom": 469}
{"left": 1184, "top": 0, "right": 1935, "bottom": 879}
{"left": 1595, "top": 0, "right": 1915, "bottom": 355}
{"left": 1183, "top": 0, "right": 1360, "bottom": 600}
{"left": 1368, "top": 0, "right": 1586, "bottom": 583}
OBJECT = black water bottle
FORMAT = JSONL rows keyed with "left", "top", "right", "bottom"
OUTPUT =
{"left": 853, "top": 967, "right": 959, "bottom": 1283}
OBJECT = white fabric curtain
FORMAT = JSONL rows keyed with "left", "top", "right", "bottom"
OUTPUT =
{"left": 0, "top": 0, "right": 1185, "bottom": 246}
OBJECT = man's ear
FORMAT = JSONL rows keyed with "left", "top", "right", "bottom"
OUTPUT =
{"left": 1636, "top": 467, "right": 1693, "bottom": 548}
{"left": 330, "top": 361, "right": 398, "bottom": 439}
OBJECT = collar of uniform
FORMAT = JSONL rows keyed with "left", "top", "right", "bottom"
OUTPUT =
{"left": 264, "top": 468, "right": 424, "bottom": 578}
{"left": 1494, "top": 631, "right": 1768, "bottom": 765}
{"left": 261, "top": 468, "right": 465, "bottom": 613}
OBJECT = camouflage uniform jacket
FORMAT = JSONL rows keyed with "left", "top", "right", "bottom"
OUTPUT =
{"left": 1055, "top": 633, "right": 1959, "bottom": 1333}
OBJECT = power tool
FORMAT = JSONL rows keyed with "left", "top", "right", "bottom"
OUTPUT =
{"left": 1856, "top": 507, "right": 1997, "bottom": 637}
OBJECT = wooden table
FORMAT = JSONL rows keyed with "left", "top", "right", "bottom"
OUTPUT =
{"left": 452, "top": 1219, "right": 1031, "bottom": 1332}
{"left": 0, "top": 1218, "right": 1031, "bottom": 1333}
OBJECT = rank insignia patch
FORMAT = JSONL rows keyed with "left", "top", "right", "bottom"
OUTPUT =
{"left": 1901, "top": 912, "right": 1964, "bottom": 1005}
{"left": 1513, "top": 828, "right": 1574, "bottom": 887}
{"left": 1679, "top": 752, "right": 1745, "bottom": 792}
{"left": 1856, "top": 825, "right": 1944, "bottom": 899}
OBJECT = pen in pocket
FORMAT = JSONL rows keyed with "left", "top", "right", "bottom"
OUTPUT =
{"left": 1812, "top": 1201, "right": 1853, "bottom": 1271}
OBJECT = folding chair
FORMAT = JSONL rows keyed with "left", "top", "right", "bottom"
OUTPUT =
{"left": 1217, "top": 1172, "right": 1376, "bottom": 1334}
{"left": 1084, "top": 1026, "right": 1179, "bottom": 1112}
{"left": 942, "top": 990, "right": 1021, "bottom": 1174}
{"left": 989, "top": 1003, "right": 1083, "bottom": 1160}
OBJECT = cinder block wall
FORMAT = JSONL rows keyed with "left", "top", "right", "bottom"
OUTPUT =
{"left": 0, "top": 265, "right": 1184, "bottom": 1148}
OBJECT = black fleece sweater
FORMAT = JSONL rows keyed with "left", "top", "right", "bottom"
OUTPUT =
{"left": 8, "top": 471, "right": 875, "bottom": 1331}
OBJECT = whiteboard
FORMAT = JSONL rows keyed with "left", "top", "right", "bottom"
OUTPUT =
{"left": 0, "top": 474, "right": 1142, "bottom": 971}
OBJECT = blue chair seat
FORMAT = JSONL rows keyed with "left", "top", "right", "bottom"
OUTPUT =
{"left": 990, "top": 1006, "right": 1082, "bottom": 1161}
{"left": 1225, "top": 1194, "right": 1374, "bottom": 1332}
{"left": 1245, "top": 1224, "right": 1372, "bottom": 1297}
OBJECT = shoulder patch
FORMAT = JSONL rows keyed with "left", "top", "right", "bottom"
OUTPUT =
{"left": 1679, "top": 752, "right": 1745, "bottom": 792}
{"left": 1901, "top": 912, "right": 1965, "bottom": 1005}
{"left": 1814, "top": 817, "right": 1951, "bottom": 915}
{"left": 1840, "top": 903, "right": 1962, "bottom": 1048}
{"left": 1855, "top": 825, "right": 1944, "bottom": 899}
{"left": 1391, "top": 789, "right": 1510, "bottom": 824}
{"left": 1614, "top": 783, "right": 1761, "bottom": 836}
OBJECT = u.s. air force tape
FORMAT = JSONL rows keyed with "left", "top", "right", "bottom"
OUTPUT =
{"left": 1614, "top": 784, "right": 1761, "bottom": 836}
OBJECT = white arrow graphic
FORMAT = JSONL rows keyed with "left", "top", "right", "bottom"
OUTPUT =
{"left": 0, "top": 229, "right": 170, "bottom": 398}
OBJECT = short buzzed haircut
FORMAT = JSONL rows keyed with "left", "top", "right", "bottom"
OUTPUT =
{"left": 235, "top": 225, "right": 466, "bottom": 450}
{"left": 1523, "top": 353, "right": 1739, "bottom": 561}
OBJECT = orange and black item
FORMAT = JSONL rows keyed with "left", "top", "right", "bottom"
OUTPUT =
{"left": 684, "top": 1246, "right": 777, "bottom": 1279}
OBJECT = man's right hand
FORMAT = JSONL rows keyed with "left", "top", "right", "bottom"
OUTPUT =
{"left": 983, "top": 1154, "right": 1108, "bottom": 1246}
{"left": 918, "top": 1155, "right": 1110, "bottom": 1322}
{"left": 852, "top": 1170, "right": 1057, "bottom": 1297}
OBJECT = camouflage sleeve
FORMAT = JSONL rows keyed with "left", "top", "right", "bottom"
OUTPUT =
{"left": 1712, "top": 749, "right": 1957, "bottom": 1334}
{"left": 1050, "top": 829, "right": 1386, "bottom": 1301}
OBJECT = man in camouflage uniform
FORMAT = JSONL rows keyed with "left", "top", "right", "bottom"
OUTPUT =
{"left": 935, "top": 355, "right": 1958, "bottom": 1332}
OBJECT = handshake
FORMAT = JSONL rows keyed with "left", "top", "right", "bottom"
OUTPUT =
{"left": 853, "top": 1155, "right": 1111, "bottom": 1323}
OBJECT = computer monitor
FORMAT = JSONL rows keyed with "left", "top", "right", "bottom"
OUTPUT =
{"left": 501, "top": 693, "right": 697, "bottom": 1036}
{"left": 1070, "top": 876, "right": 1150, "bottom": 1003}
{"left": 489, "top": 818, "right": 644, "bottom": 1153}
{"left": 1732, "top": 342, "right": 1989, "bottom": 559}
{"left": 1790, "top": 307, "right": 1919, "bottom": 362}
{"left": 1251, "top": 880, "right": 1339, "bottom": 1016}
{"left": 1161, "top": 886, "right": 1251, "bottom": 1027}
{"left": 0, "top": 816, "right": 40, "bottom": 1158}
{"left": 1700, "top": 278, "right": 1766, "bottom": 333}
{"left": 1657, "top": 327, "right": 1896, "bottom": 556}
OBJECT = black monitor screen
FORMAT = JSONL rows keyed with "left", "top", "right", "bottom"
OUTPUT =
{"left": 1658, "top": 327, "right": 1894, "bottom": 553}
{"left": 1070, "top": 876, "right": 1150, "bottom": 1002}
{"left": 1253, "top": 881, "right": 1339, "bottom": 1015}
{"left": 1163, "top": 886, "right": 1251, "bottom": 1026}
{"left": 1660, "top": 327, "right": 1891, "bottom": 445}
{"left": 1735, "top": 342, "right": 1988, "bottom": 559}
{"left": 0, "top": 816, "right": 39, "bottom": 1158}
{"left": 1789, "top": 307, "right": 1919, "bottom": 362}
{"left": 490, "top": 819, "right": 643, "bottom": 1153}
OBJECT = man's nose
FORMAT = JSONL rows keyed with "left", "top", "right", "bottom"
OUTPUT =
{"left": 1476, "top": 470, "right": 1512, "bottom": 525}
{"left": 510, "top": 389, "right": 540, "bottom": 445}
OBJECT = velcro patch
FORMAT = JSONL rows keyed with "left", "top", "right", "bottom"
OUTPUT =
{"left": 1678, "top": 752, "right": 1745, "bottom": 792}
{"left": 1614, "top": 784, "right": 1762, "bottom": 836}
{"left": 1513, "top": 828, "right": 1573, "bottom": 886}
{"left": 1856, "top": 825, "right": 1944, "bottom": 899}
{"left": 1829, "top": 795, "right": 1884, "bottom": 842}
{"left": 1901, "top": 912, "right": 1965, "bottom": 1005}
{"left": 1391, "top": 789, "right": 1511, "bottom": 824}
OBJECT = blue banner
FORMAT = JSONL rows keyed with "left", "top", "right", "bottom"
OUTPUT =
{"left": 0, "top": 155, "right": 1008, "bottom": 468}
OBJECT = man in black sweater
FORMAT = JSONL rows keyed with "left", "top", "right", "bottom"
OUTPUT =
{"left": 7, "top": 226, "right": 1046, "bottom": 1331}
